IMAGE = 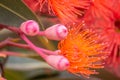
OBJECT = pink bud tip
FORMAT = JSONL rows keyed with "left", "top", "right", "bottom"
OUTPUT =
{"left": 45, "top": 55, "right": 69, "bottom": 71}
{"left": 20, "top": 20, "right": 39, "bottom": 36}
{"left": 44, "top": 24, "right": 68, "bottom": 40}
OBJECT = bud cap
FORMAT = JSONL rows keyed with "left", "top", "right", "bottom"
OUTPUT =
{"left": 45, "top": 55, "right": 69, "bottom": 71}
{"left": 20, "top": 20, "right": 39, "bottom": 36}
{"left": 44, "top": 24, "right": 68, "bottom": 40}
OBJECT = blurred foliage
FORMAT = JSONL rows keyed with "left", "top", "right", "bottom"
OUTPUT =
{"left": 0, "top": 0, "right": 42, "bottom": 27}
{"left": 5, "top": 69, "right": 26, "bottom": 80}
{"left": 5, "top": 68, "right": 59, "bottom": 80}
{"left": 5, "top": 67, "right": 120, "bottom": 80}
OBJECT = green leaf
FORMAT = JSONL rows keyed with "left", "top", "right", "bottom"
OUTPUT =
{"left": 0, "top": 0, "right": 43, "bottom": 28}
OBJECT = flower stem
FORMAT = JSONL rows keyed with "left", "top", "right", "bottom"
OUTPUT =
{"left": 37, "top": 31, "right": 45, "bottom": 36}
{"left": 20, "top": 34, "right": 47, "bottom": 59}
{"left": 0, "top": 24, "right": 20, "bottom": 33}
{"left": 0, "top": 24, "right": 58, "bottom": 56}
{"left": 0, "top": 38, "right": 58, "bottom": 55}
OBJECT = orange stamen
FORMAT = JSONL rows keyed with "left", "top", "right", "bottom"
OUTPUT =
{"left": 48, "top": 0, "right": 91, "bottom": 24}
{"left": 58, "top": 23, "right": 108, "bottom": 77}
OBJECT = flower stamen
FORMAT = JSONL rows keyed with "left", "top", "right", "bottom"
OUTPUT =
{"left": 58, "top": 23, "right": 108, "bottom": 77}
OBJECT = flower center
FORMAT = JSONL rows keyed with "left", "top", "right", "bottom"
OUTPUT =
{"left": 114, "top": 19, "right": 120, "bottom": 32}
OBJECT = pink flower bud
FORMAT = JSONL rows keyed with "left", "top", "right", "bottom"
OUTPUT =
{"left": 44, "top": 24, "right": 68, "bottom": 40}
{"left": 20, "top": 20, "right": 39, "bottom": 36}
{"left": 45, "top": 55, "right": 69, "bottom": 71}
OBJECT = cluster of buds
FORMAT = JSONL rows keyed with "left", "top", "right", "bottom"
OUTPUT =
{"left": 20, "top": 20, "right": 69, "bottom": 71}
{"left": 20, "top": 20, "right": 68, "bottom": 40}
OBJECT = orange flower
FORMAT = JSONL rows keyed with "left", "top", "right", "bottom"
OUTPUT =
{"left": 84, "top": 0, "right": 120, "bottom": 29}
{"left": 23, "top": 0, "right": 52, "bottom": 15}
{"left": 84, "top": 0, "right": 120, "bottom": 77}
{"left": 22, "top": 0, "right": 40, "bottom": 12}
{"left": 58, "top": 23, "right": 108, "bottom": 77}
{"left": 48, "top": 0, "right": 91, "bottom": 24}
{"left": 23, "top": 0, "right": 91, "bottom": 24}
